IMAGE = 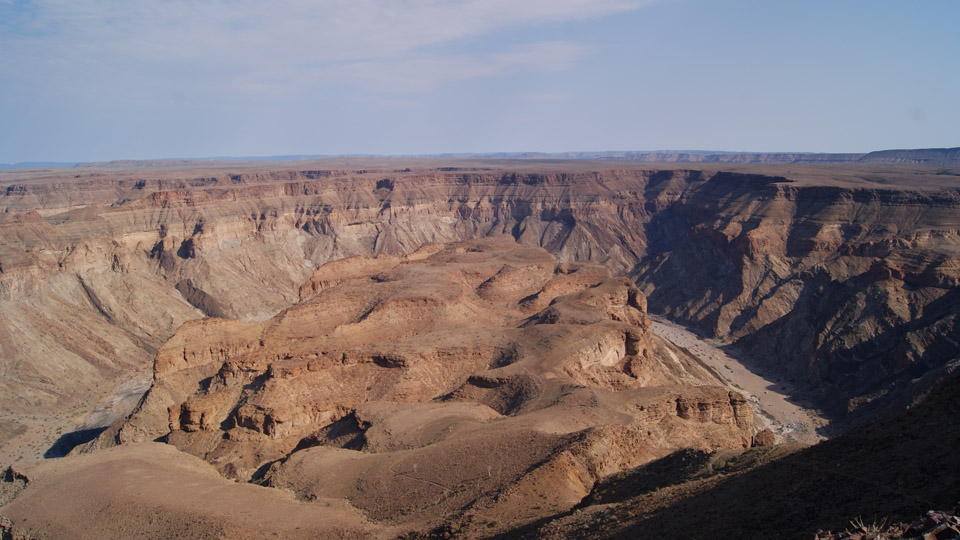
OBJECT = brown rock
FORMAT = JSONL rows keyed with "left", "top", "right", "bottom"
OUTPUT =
{"left": 752, "top": 428, "right": 777, "bottom": 447}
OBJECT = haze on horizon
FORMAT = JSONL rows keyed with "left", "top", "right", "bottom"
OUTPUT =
{"left": 1, "top": 0, "right": 958, "bottom": 164}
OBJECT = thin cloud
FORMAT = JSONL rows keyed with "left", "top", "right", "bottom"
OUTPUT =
{"left": 520, "top": 91, "right": 574, "bottom": 104}
{"left": 349, "top": 95, "right": 423, "bottom": 108}
{"left": 324, "top": 41, "right": 589, "bottom": 92}
{"left": 1, "top": 0, "right": 651, "bottom": 96}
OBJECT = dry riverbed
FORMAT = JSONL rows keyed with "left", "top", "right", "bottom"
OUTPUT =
{"left": 651, "top": 315, "right": 827, "bottom": 445}
{"left": 0, "top": 373, "right": 152, "bottom": 465}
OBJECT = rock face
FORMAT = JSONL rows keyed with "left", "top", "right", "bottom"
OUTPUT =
{"left": 0, "top": 160, "right": 958, "bottom": 454}
{"left": 635, "top": 173, "right": 960, "bottom": 421}
{"left": 7, "top": 237, "right": 753, "bottom": 538}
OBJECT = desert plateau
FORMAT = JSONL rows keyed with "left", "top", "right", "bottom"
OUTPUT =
{"left": 0, "top": 155, "right": 957, "bottom": 539}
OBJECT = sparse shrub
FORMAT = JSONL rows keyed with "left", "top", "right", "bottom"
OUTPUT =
{"left": 849, "top": 516, "right": 887, "bottom": 535}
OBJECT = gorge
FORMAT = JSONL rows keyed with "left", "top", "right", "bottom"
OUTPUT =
{"left": 1, "top": 158, "right": 959, "bottom": 538}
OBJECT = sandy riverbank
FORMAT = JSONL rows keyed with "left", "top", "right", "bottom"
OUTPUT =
{"left": 651, "top": 315, "right": 827, "bottom": 444}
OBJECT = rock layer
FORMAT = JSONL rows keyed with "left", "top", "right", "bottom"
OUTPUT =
{"left": 0, "top": 160, "right": 958, "bottom": 454}
{"left": 635, "top": 174, "right": 960, "bottom": 421}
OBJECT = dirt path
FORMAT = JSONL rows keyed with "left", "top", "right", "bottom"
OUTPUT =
{"left": 650, "top": 315, "right": 827, "bottom": 444}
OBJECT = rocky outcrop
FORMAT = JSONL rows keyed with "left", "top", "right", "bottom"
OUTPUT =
{"left": 506, "top": 368, "right": 960, "bottom": 540}
{"left": 81, "top": 237, "right": 751, "bottom": 536}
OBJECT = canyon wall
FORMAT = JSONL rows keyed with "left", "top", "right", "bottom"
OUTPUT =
{"left": 1, "top": 161, "right": 958, "bottom": 438}
{"left": 635, "top": 173, "right": 960, "bottom": 421}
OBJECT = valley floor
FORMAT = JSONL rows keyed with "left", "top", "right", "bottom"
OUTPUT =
{"left": 650, "top": 315, "right": 828, "bottom": 444}
{"left": 0, "top": 373, "right": 151, "bottom": 464}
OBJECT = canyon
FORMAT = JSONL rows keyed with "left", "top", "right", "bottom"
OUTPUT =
{"left": 1, "top": 158, "right": 959, "bottom": 538}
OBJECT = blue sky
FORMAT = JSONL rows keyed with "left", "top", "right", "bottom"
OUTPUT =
{"left": 1, "top": 0, "right": 958, "bottom": 162}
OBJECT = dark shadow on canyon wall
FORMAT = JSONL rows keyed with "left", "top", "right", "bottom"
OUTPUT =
{"left": 44, "top": 427, "right": 107, "bottom": 458}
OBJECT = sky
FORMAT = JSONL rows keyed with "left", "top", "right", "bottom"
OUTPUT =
{"left": 1, "top": 0, "right": 958, "bottom": 163}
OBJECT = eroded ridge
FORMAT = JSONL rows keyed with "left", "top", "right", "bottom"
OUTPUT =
{"left": 5, "top": 237, "right": 759, "bottom": 538}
